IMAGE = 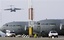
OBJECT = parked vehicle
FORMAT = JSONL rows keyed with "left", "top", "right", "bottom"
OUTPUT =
{"left": 48, "top": 30, "right": 58, "bottom": 38}
{"left": 6, "top": 30, "right": 15, "bottom": 37}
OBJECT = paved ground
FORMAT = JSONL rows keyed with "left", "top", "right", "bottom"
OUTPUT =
{"left": 0, "top": 36, "right": 64, "bottom": 40}
{"left": 0, "top": 37, "right": 64, "bottom": 40}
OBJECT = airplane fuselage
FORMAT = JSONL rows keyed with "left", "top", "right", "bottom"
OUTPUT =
{"left": 0, "top": 19, "right": 64, "bottom": 36}
{"left": 11, "top": 9, "right": 16, "bottom": 12}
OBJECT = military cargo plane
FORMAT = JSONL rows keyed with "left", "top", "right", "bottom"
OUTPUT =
{"left": 0, "top": 19, "right": 64, "bottom": 36}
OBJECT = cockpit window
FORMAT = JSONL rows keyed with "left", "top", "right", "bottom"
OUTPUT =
{"left": 6, "top": 24, "right": 8, "bottom": 26}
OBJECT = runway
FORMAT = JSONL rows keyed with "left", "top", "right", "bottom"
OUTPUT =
{"left": 0, "top": 36, "right": 64, "bottom": 40}
{"left": 0, "top": 37, "right": 64, "bottom": 40}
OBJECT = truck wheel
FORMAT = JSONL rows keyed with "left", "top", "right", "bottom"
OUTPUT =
{"left": 51, "top": 36, "right": 54, "bottom": 38}
{"left": 48, "top": 36, "right": 51, "bottom": 38}
{"left": 56, "top": 36, "right": 58, "bottom": 38}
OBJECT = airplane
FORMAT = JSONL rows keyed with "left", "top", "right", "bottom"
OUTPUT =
{"left": 0, "top": 19, "right": 64, "bottom": 37}
{"left": 4, "top": 5, "right": 21, "bottom": 12}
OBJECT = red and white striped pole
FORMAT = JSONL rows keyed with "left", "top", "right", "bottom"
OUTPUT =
{"left": 28, "top": 0, "right": 34, "bottom": 37}
{"left": 28, "top": 0, "right": 34, "bottom": 26}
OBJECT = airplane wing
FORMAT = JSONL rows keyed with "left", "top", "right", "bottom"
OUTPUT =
{"left": 15, "top": 8, "right": 21, "bottom": 10}
{"left": 4, "top": 8, "right": 12, "bottom": 10}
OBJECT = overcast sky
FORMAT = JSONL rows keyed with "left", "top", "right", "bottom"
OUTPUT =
{"left": 0, "top": 0, "right": 64, "bottom": 26}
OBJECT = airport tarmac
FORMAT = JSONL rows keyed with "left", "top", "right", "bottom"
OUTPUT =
{"left": 0, "top": 36, "right": 64, "bottom": 40}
